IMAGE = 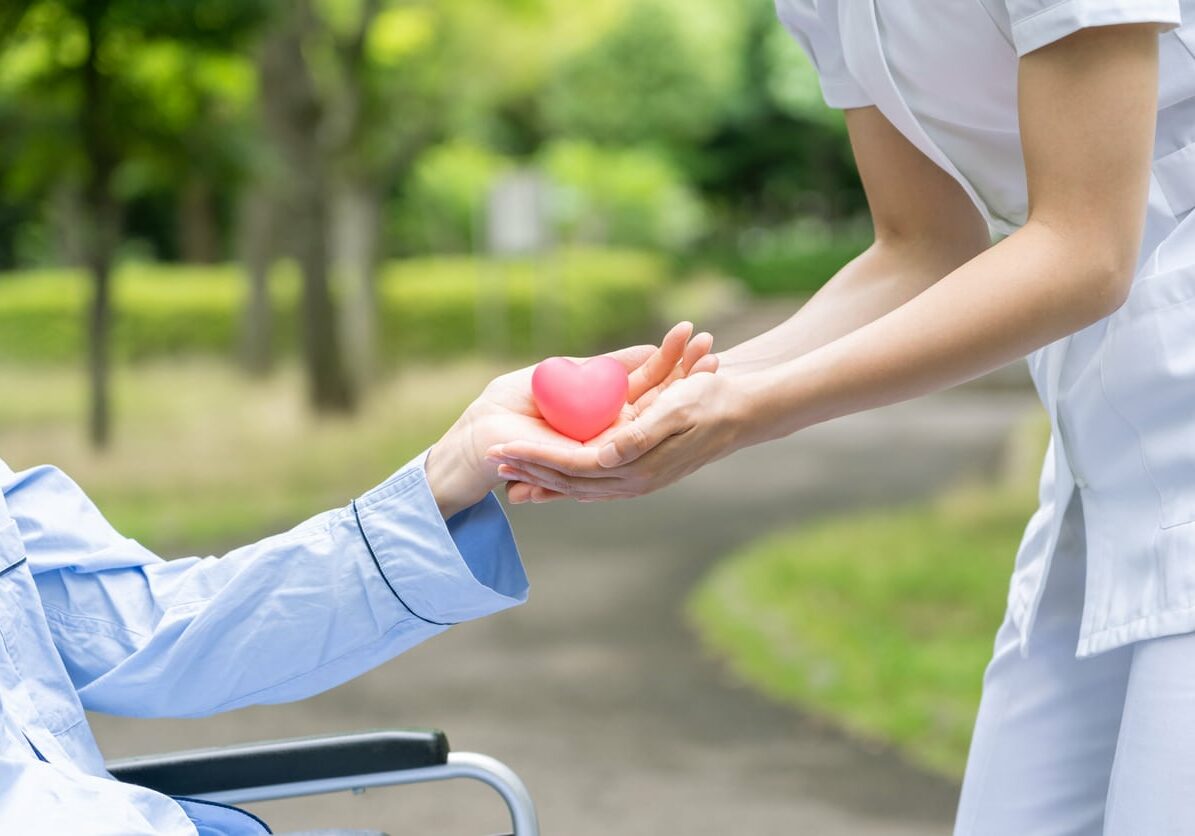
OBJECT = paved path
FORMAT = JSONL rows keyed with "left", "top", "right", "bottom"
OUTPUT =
{"left": 92, "top": 363, "right": 1037, "bottom": 835}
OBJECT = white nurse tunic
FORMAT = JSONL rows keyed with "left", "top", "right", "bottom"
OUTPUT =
{"left": 777, "top": 0, "right": 1195, "bottom": 658}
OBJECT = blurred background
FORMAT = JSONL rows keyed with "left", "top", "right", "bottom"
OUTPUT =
{"left": 0, "top": 1, "right": 1041, "bottom": 833}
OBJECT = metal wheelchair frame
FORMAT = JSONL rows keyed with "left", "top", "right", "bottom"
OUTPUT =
{"left": 107, "top": 729, "right": 540, "bottom": 836}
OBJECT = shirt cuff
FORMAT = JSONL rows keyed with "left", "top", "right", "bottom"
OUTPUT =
{"left": 353, "top": 451, "right": 528, "bottom": 625}
{"left": 1011, "top": 0, "right": 1182, "bottom": 56}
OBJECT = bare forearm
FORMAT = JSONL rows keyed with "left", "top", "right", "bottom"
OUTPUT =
{"left": 736, "top": 221, "right": 1125, "bottom": 445}
{"left": 718, "top": 237, "right": 984, "bottom": 375}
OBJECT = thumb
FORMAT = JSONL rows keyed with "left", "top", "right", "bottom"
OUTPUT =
{"left": 603, "top": 344, "right": 656, "bottom": 372}
{"left": 597, "top": 398, "right": 679, "bottom": 468}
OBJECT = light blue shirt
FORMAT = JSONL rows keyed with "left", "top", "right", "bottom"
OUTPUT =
{"left": 0, "top": 452, "right": 527, "bottom": 834}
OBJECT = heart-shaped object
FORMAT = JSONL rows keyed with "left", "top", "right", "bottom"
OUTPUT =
{"left": 531, "top": 356, "right": 629, "bottom": 442}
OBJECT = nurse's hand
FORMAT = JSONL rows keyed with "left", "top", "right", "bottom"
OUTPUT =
{"left": 425, "top": 322, "right": 716, "bottom": 517}
{"left": 486, "top": 365, "right": 747, "bottom": 503}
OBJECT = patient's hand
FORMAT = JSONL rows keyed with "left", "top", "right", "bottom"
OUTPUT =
{"left": 425, "top": 323, "right": 716, "bottom": 518}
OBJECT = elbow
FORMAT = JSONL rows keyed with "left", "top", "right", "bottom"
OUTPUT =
{"left": 1029, "top": 217, "right": 1138, "bottom": 321}
{"left": 1083, "top": 248, "right": 1136, "bottom": 320}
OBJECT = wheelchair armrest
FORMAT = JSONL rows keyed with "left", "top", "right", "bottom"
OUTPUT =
{"left": 106, "top": 729, "right": 449, "bottom": 797}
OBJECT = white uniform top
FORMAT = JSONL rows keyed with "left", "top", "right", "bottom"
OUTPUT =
{"left": 777, "top": 0, "right": 1195, "bottom": 657}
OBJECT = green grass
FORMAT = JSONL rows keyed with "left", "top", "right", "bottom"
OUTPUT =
{"left": 689, "top": 420, "right": 1047, "bottom": 777}
{"left": 0, "top": 359, "right": 501, "bottom": 555}
{"left": 0, "top": 247, "right": 669, "bottom": 365}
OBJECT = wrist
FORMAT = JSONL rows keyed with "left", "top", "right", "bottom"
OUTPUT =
{"left": 730, "top": 364, "right": 817, "bottom": 448}
{"left": 425, "top": 406, "right": 499, "bottom": 519}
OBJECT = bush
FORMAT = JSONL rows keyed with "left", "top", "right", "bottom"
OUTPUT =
{"left": 390, "top": 141, "right": 513, "bottom": 255}
{"left": 375, "top": 248, "right": 669, "bottom": 358}
{"left": 540, "top": 140, "right": 707, "bottom": 252}
{"left": 713, "top": 220, "right": 872, "bottom": 296}
{"left": 0, "top": 247, "right": 669, "bottom": 365}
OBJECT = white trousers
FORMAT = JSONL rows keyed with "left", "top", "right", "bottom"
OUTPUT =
{"left": 955, "top": 497, "right": 1195, "bottom": 835}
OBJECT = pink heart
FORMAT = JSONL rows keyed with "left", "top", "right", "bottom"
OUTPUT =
{"left": 531, "top": 356, "right": 629, "bottom": 442}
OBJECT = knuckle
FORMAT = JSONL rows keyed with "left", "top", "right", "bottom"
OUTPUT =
{"left": 627, "top": 423, "right": 650, "bottom": 451}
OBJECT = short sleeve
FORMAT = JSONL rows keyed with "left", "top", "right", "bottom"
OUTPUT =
{"left": 774, "top": 0, "right": 872, "bottom": 109}
{"left": 1005, "top": 0, "right": 1182, "bottom": 56}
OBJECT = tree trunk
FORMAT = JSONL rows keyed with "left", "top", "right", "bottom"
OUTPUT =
{"left": 237, "top": 185, "right": 274, "bottom": 376}
{"left": 331, "top": 179, "right": 380, "bottom": 388}
{"left": 81, "top": 0, "right": 118, "bottom": 449}
{"left": 257, "top": 11, "right": 356, "bottom": 413}
{"left": 86, "top": 246, "right": 113, "bottom": 448}
{"left": 50, "top": 181, "right": 88, "bottom": 267}
{"left": 294, "top": 173, "right": 354, "bottom": 411}
{"left": 178, "top": 174, "right": 221, "bottom": 263}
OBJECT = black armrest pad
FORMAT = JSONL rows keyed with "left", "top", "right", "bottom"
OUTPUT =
{"left": 107, "top": 729, "right": 449, "bottom": 797}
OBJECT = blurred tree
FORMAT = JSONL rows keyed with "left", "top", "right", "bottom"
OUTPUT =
{"left": 543, "top": 2, "right": 724, "bottom": 149}
{"left": 251, "top": 0, "right": 551, "bottom": 395}
{"left": 690, "top": 0, "right": 864, "bottom": 227}
{"left": 0, "top": 0, "right": 266, "bottom": 447}
{"left": 256, "top": 2, "right": 355, "bottom": 412}
{"left": 391, "top": 140, "right": 511, "bottom": 254}
{"left": 250, "top": 0, "right": 447, "bottom": 403}
{"left": 539, "top": 140, "right": 706, "bottom": 252}
{"left": 320, "top": 0, "right": 441, "bottom": 391}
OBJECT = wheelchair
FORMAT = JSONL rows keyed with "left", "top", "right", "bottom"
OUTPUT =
{"left": 106, "top": 729, "right": 540, "bottom": 835}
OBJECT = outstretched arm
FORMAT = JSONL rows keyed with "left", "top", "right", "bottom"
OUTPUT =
{"left": 491, "top": 23, "right": 1160, "bottom": 500}
{"left": 11, "top": 325, "right": 709, "bottom": 717}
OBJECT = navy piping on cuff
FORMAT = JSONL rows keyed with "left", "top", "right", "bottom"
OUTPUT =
{"left": 351, "top": 498, "right": 454, "bottom": 628}
{"left": 0, "top": 557, "right": 27, "bottom": 578}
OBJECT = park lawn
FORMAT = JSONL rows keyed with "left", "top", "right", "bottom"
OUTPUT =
{"left": 689, "top": 422, "right": 1047, "bottom": 778}
{"left": 0, "top": 359, "right": 500, "bottom": 555}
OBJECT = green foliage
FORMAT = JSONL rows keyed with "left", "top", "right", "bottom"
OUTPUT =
{"left": 0, "top": 247, "right": 668, "bottom": 364}
{"left": 543, "top": 2, "right": 724, "bottom": 146}
{"left": 1, "top": 0, "right": 868, "bottom": 275}
{"left": 391, "top": 139, "right": 708, "bottom": 256}
{"left": 0, "top": 0, "right": 268, "bottom": 266}
{"left": 685, "top": 0, "right": 864, "bottom": 228}
{"left": 714, "top": 221, "right": 872, "bottom": 296}
{"left": 540, "top": 140, "right": 706, "bottom": 252}
{"left": 391, "top": 140, "right": 512, "bottom": 254}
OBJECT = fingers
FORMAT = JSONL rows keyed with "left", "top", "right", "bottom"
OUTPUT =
{"left": 625, "top": 321, "right": 692, "bottom": 403}
{"left": 603, "top": 344, "right": 657, "bottom": 374}
{"left": 596, "top": 397, "right": 685, "bottom": 469}
{"left": 630, "top": 332, "right": 716, "bottom": 415}
{"left": 505, "top": 481, "right": 533, "bottom": 503}
{"left": 498, "top": 463, "right": 626, "bottom": 499}
{"left": 488, "top": 441, "right": 603, "bottom": 477}
{"left": 691, "top": 353, "right": 719, "bottom": 375}
{"left": 681, "top": 332, "right": 714, "bottom": 374}
{"left": 505, "top": 481, "right": 567, "bottom": 504}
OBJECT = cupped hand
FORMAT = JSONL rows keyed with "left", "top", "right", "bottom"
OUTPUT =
{"left": 488, "top": 362, "right": 745, "bottom": 504}
{"left": 425, "top": 322, "right": 716, "bottom": 517}
{"left": 500, "top": 323, "right": 719, "bottom": 504}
